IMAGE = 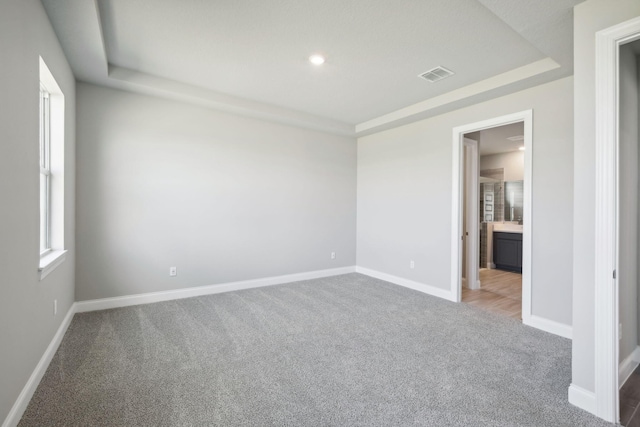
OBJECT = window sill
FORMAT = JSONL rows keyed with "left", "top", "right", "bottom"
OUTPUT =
{"left": 39, "top": 250, "right": 67, "bottom": 281}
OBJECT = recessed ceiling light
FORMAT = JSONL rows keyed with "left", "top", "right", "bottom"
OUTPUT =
{"left": 519, "top": 146, "right": 525, "bottom": 151}
{"left": 309, "top": 54, "right": 325, "bottom": 66}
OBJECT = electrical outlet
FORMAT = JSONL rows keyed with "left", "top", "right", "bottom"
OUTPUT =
{"left": 410, "top": 260, "right": 415, "bottom": 269}
{"left": 169, "top": 267, "right": 177, "bottom": 277}
{"left": 54, "top": 299, "right": 57, "bottom": 316}
{"left": 331, "top": 252, "right": 336, "bottom": 260}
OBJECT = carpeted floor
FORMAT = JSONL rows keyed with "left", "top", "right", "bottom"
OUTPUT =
{"left": 20, "top": 273, "right": 613, "bottom": 426}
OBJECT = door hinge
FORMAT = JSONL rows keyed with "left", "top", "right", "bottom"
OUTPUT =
{"left": 613, "top": 269, "right": 616, "bottom": 279}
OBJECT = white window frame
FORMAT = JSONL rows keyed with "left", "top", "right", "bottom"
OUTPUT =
{"left": 40, "top": 85, "right": 52, "bottom": 255}
{"left": 38, "top": 57, "right": 66, "bottom": 280}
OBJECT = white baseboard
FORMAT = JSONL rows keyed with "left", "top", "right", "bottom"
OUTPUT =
{"left": 2, "top": 303, "right": 77, "bottom": 427}
{"left": 619, "top": 346, "right": 640, "bottom": 388}
{"left": 568, "top": 383, "right": 597, "bottom": 416}
{"left": 461, "top": 277, "right": 481, "bottom": 290}
{"left": 76, "top": 266, "right": 356, "bottom": 313}
{"left": 355, "top": 266, "right": 456, "bottom": 302}
{"left": 523, "top": 314, "right": 572, "bottom": 339}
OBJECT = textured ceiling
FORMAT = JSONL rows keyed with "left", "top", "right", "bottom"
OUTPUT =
{"left": 40, "top": 0, "right": 584, "bottom": 135}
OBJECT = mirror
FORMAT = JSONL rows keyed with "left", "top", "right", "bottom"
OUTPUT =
{"left": 479, "top": 180, "right": 523, "bottom": 224}
{"left": 504, "top": 180, "right": 523, "bottom": 223}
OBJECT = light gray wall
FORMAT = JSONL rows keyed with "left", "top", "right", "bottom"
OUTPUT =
{"left": 619, "top": 43, "right": 639, "bottom": 365}
{"left": 76, "top": 83, "right": 356, "bottom": 301}
{"left": 572, "top": 0, "right": 640, "bottom": 393}
{"left": 357, "top": 77, "right": 574, "bottom": 325}
{"left": 480, "top": 151, "right": 525, "bottom": 182}
{"left": 0, "top": 0, "right": 76, "bottom": 423}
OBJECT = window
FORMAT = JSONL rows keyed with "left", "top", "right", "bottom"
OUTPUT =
{"left": 39, "top": 85, "right": 51, "bottom": 254}
{"left": 38, "top": 57, "right": 66, "bottom": 280}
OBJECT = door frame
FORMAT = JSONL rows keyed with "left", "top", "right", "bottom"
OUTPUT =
{"left": 593, "top": 16, "right": 640, "bottom": 424}
{"left": 450, "top": 110, "right": 533, "bottom": 325}
{"left": 462, "top": 137, "right": 480, "bottom": 290}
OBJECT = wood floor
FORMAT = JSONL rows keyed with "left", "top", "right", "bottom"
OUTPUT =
{"left": 621, "top": 366, "right": 640, "bottom": 426}
{"left": 462, "top": 269, "right": 522, "bottom": 320}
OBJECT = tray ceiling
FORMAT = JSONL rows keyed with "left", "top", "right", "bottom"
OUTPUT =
{"left": 41, "top": 0, "right": 584, "bottom": 135}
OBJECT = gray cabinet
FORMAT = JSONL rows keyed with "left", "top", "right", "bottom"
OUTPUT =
{"left": 493, "top": 232, "right": 522, "bottom": 273}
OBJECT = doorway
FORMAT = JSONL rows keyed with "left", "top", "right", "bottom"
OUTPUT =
{"left": 592, "top": 16, "right": 640, "bottom": 424}
{"left": 617, "top": 38, "right": 640, "bottom": 427}
{"left": 461, "top": 123, "right": 525, "bottom": 320}
{"left": 451, "top": 110, "right": 533, "bottom": 324}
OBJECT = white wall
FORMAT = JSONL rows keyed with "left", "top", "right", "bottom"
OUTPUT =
{"left": 480, "top": 151, "right": 525, "bottom": 181}
{"left": 572, "top": 0, "right": 640, "bottom": 394}
{"left": 357, "top": 77, "right": 573, "bottom": 325}
{"left": 0, "top": 0, "right": 76, "bottom": 423}
{"left": 618, "top": 43, "right": 639, "bottom": 366}
{"left": 75, "top": 83, "right": 356, "bottom": 301}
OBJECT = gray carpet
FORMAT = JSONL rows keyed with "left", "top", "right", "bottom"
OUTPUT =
{"left": 20, "top": 273, "right": 613, "bottom": 426}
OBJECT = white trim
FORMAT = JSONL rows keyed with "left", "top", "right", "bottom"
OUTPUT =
{"left": 356, "top": 58, "right": 558, "bottom": 135}
{"left": 522, "top": 113, "right": 533, "bottom": 325}
{"left": 619, "top": 346, "right": 640, "bottom": 389}
{"left": 451, "top": 122, "right": 464, "bottom": 302}
{"left": 593, "top": 16, "right": 640, "bottom": 424}
{"left": 90, "top": 5, "right": 352, "bottom": 137}
{"left": 38, "top": 57, "right": 66, "bottom": 279}
{"left": 107, "top": 65, "right": 355, "bottom": 137}
{"left": 463, "top": 138, "right": 480, "bottom": 291}
{"left": 76, "top": 266, "right": 356, "bottom": 313}
{"left": 450, "top": 110, "right": 532, "bottom": 321}
{"left": 461, "top": 278, "right": 481, "bottom": 290}
{"left": 568, "top": 384, "right": 597, "bottom": 415}
{"left": 2, "top": 303, "right": 76, "bottom": 427}
{"left": 38, "top": 250, "right": 67, "bottom": 281}
{"left": 355, "top": 266, "right": 456, "bottom": 302}
{"left": 523, "top": 315, "right": 572, "bottom": 339}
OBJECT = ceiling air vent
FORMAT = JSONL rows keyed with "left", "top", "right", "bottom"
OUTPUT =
{"left": 418, "top": 66, "right": 454, "bottom": 83}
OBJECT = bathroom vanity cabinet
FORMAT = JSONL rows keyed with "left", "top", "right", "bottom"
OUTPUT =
{"left": 493, "top": 231, "right": 522, "bottom": 273}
